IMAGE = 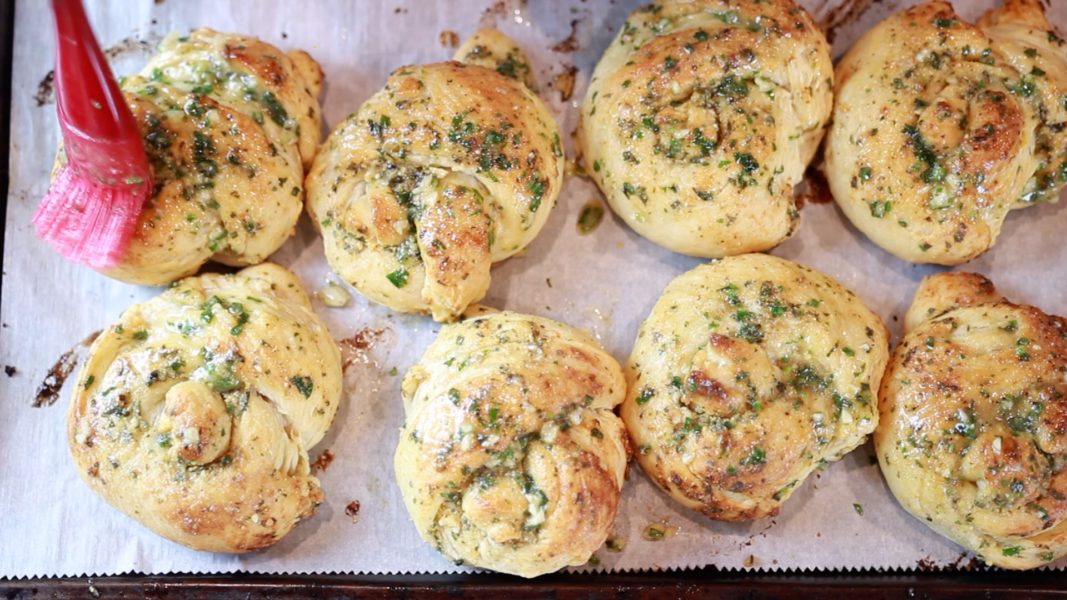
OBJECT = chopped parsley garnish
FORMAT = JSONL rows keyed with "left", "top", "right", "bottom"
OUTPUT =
{"left": 741, "top": 446, "right": 766, "bottom": 465}
{"left": 902, "top": 124, "right": 944, "bottom": 184}
{"left": 734, "top": 152, "right": 759, "bottom": 174}
{"left": 386, "top": 267, "right": 409, "bottom": 288}
{"left": 714, "top": 74, "right": 749, "bottom": 99}
{"left": 869, "top": 200, "right": 893, "bottom": 218}
{"left": 527, "top": 177, "right": 546, "bottom": 211}
{"left": 1017, "top": 337, "right": 1031, "bottom": 362}
{"left": 636, "top": 387, "right": 655, "bottom": 405}
{"left": 259, "top": 90, "right": 289, "bottom": 126}
{"left": 290, "top": 375, "right": 314, "bottom": 398}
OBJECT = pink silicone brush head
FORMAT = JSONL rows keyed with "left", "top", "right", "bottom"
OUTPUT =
{"left": 33, "top": 0, "right": 151, "bottom": 269}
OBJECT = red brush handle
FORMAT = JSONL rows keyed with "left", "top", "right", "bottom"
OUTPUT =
{"left": 52, "top": 0, "right": 149, "bottom": 187}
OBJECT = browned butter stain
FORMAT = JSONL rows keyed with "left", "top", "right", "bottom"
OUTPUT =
{"left": 552, "top": 19, "right": 581, "bottom": 53}
{"left": 338, "top": 327, "right": 389, "bottom": 373}
{"left": 103, "top": 36, "right": 156, "bottom": 60}
{"left": 36, "top": 34, "right": 157, "bottom": 108}
{"left": 311, "top": 449, "right": 336, "bottom": 472}
{"left": 551, "top": 65, "right": 578, "bottom": 102}
{"left": 818, "top": 0, "right": 878, "bottom": 44}
{"left": 345, "top": 500, "right": 361, "bottom": 523}
{"left": 33, "top": 330, "right": 100, "bottom": 408}
{"left": 34, "top": 70, "right": 55, "bottom": 107}
{"left": 795, "top": 165, "right": 833, "bottom": 210}
{"left": 34, "top": 350, "right": 78, "bottom": 408}
{"left": 479, "top": 0, "right": 527, "bottom": 28}
{"left": 439, "top": 30, "right": 459, "bottom": 48}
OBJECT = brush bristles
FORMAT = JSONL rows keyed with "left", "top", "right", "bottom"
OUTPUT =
{"left": 33, "top": 165, "right": 146, "bottom": 269}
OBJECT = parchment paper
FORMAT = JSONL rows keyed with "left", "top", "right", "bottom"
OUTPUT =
{"left": 3, "top": 0, "right": 1067, "bottom": 578}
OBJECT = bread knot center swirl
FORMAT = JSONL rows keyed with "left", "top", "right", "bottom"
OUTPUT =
{"left": 897, "top": 57, "right": 1031, "bottom": 213}
{"left": 827, "top": 0, "right": 1067, "bottom": 264}
{"left": 159, "top": 381, "right": 232, "bottom": 465}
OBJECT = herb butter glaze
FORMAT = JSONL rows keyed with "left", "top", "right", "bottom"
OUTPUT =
{"left": 623, "top": 254, "right": 889, "bottom": 520}
{"left": 877, "top": 272, "right": 1067, "bottom": 569}
{"left": 67, "top": 264, "right": 342, "bottom": 552}
{"left": 827, "top": 0, "right": 1067, "bottom": 264}
{"left": 394, "top": 311, "right": 628, "bottom": 577}
{"left": 306, "top": 30, "right": 564, "bottom": 322}
{"left": 577, "top": 0, "right": 833, "bottom": 257}
{"left": 63, "top": 28, "right": 324, "bottom": 285}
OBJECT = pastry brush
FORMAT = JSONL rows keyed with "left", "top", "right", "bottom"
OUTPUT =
{"left": 33, "top": 0, "right": 151, "bottom": 269}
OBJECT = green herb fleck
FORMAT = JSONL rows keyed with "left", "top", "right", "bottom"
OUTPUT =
{"left": 869, "top": 200, "right": 893, "bottom": 218}
{"left": 741, "top": 446, "right": 766, "bottom": 466}
{"left": 386, "top": 267, "right": 409, "bottom": 288}
{"left": 290, "top": 375, "right": 314, "bottom": 398}
{"left": 636, "top": 387, "right": 655, "bottom": 405}
{"left": 577, "top": 201, "right": 605, "bottom": 234}
{"left": 527, "top": 177, "right": 546, "bottom": 211}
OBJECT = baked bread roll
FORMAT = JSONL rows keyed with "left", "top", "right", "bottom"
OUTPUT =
{"left": 394, "top": 311, "right": 628, "bottom": 577}
{"left": 877, "top": 272, "right": 1067, "bottom": 569}
{"left": 622, "top": 254, "right": 889, "bottom": 520}
{"left": 827, "top": 0, "right": 1067, "bottom": 265}
{"left": 77, "top": 29, "right": 324, "bottom": 285}
{"left": 577, "top": 0, "right": 832, "bottom": 257}
{"left": 306, "top": 31, "right": 564, "bottom": 322}
{"left": 67, "top": 264, "right": 342, "bottom": 552}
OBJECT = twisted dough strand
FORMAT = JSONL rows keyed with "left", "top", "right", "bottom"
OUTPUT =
{"left": 306, "top": 31, "right": 564, "bottom": 322}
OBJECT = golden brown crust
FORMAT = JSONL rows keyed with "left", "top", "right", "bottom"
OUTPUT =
{"left": 67, "top": 264, "right": 342, "bottom": 552}
{"left": 452, "top": 28, "right": 537, "bottom": 91}
{"left": 90, "top": 28, "right": 324, "bottom": 285}
{"left": 394, "top": 312, "right": 628, "bottom": 577}
{"left": 306, "top": 31, "right": 564, "bottom": 322}
{"left": 623, "top": 254, "right": 889, "bottom": 520}
{"left": 577, "top": 0, "right": 833, "bottom": 257}
{"left": 878, "top": 272, "right": 1067, "bottom": 568}
{"left": 904, "top": 271, "right": 1004, "bottom": 332}
{"left": 827, "top": 1, "right": 1067, "bottom": 264}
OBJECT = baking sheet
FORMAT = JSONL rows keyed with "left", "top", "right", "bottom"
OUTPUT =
{"left": 2, "top": 0, "right": 1067, "bottom": 578}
